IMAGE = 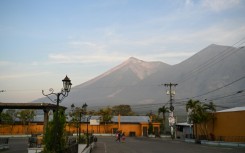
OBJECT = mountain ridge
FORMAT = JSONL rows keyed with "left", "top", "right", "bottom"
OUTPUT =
{"left": 34, "top": 44, "right": 245, "bottom": 113}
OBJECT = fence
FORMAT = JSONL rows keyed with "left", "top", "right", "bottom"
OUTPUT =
{"left": 0, "top": 138, "right": 9, "bottom": 150}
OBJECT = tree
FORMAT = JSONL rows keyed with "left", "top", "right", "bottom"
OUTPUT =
{"left": 186, "top": 99, "right": 216, "bottom": 141}
{"left": 98, "top": 107, "right": 113, "bottom": 133}
{"left": 148, "top": 122, "right": 153, "bottom": 135}
{"left": 69, "top": 105, "right": 85, "bottom": 133}
{"left": 186, "top": 99, "right": 201, "bottom": 140}
{"left": 0, "top": 110, "right": 16, "bottom": 125}
{"left": 112, "top": 105, "right": 135, "bottom": 116}
{"left": 16, "top": 109, "right": 36, "bottom": 134}
{"left": 202, "top": 101, "right": 216, "bottom": 139}
{"left": 44, "top": 109, "right": 67, "bottom": 153}
{"left": 158, "top": 106, "right": 169, "bottom": 134}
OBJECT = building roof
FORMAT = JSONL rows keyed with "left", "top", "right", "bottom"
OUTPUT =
{"left": 33, "top": 115, "right": 150, "bottom": 123}
{"left": 79, "top": 116, "right": 150, "bottom": 123}
{"left": 217, "top": 106, "right": 245, "bottom": 113}
{"left": 112, "top": 116, "right": 150, "bottom": 123}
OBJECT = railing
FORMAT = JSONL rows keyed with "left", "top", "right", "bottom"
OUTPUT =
{"left": 0, "top": 138, "right": 8, "bottom": 145}
{"left": 0, "top": 138, "right": 9, "bottom": 150}
{"left": 62, "top": 143, "right": 78, "bottom": 153}
{"left": 29, "top": 134, "right": 97, "bottom": 153}
{"left": 28, "top": 134, "right": 42, "bottom": 148}
{"left": 62, "top": 135, "right": 97, "bottom": 153}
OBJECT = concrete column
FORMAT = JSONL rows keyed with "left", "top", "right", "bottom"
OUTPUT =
{"left": 0, "top": 109, "right": 3, "bottom": 123}
{"left": 118, "top": 114, "right": 121, "bottom": 130}
{"left": 43, "top": 109, "right": 50, "bottom": 134}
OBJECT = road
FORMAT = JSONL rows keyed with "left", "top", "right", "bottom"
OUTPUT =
{"left": 1, "top": 137, "right": 28, "bottom": 153}
{"left": 92, "top": 136, "right": 245, "bottom": 153}
{"left": 1, "top": 136, "right": 245, "bottom": 153}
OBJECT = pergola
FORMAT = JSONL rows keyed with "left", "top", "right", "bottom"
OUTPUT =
{"left": 0, "top": 102, "right": 67, "bottom": 133}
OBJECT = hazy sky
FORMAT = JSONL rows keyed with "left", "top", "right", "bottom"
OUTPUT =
{"left": 1, "top": 0, "right": 245, "bottom": 102}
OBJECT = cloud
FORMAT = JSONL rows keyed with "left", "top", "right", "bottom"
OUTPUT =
{"left": 48, "top": 50, "right": 197, "bottom": 65}
{"left": 0, "top": 72, "right": 50, "bottom": 80}
{"left": 185, "top": 0, "right": 194, "bottom": 6}
{"left": 48, "top": 53, "right": 127, "bottom": 64}
{"left": 186, "top": 25, "right": 245, "bottom": 45}
{"left": 48, "top": 23, "right": 245, "bottom": 65}
{"left": 202, "top": 0, "right": 240, "bottom": 12}
{"left": 0, "top": 61, "right": 12, "bottom": 66}
{"left": 69, "top": 41, "right": 107, "bottom": 52}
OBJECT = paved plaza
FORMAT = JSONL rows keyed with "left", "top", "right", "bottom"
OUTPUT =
{"left": 92, "top": 136, "right": 245, "bottom": 153}
{"left": 1, "top": 136, "right": 245, "bottom": 153}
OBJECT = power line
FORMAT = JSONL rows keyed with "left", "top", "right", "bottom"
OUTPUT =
{"left": 174, "top": 38, "right": 245, "bottom": 86}
{"left": 191, "top": 74, "right": 245, "bottom": 99}
{"left": 208, "top": 89, "right": 244, "bottom": 101}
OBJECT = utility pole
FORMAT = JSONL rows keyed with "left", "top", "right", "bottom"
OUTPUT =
{"left": 163, "top": 83, "right": 177, "bottom": 139}
{"left": 164, "top": 83, "right": 177, "bottom": 112}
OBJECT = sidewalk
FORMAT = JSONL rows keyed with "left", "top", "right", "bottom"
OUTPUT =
{"left": 0, "top": 134, "right": 31, "bottom": 138}
{"left": 185, "top": 138, "right": 245, "bottom": 147}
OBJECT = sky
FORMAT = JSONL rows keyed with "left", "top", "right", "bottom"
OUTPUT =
{"left": 0, "top": 0, "right": 245, "bottom": 103}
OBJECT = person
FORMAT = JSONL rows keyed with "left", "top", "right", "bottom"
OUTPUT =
{"left": 121, "top": 132, "right": 125, "bottom": 143}
{"left": 115, "top": 131, "right": 121, "bottom": 142}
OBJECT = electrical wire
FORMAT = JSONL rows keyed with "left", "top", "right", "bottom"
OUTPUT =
{"left": 174, "top": 38, "right": 245, "bottom": 86}
{"left": 191, "top": 74, "right": 245, "bottom": 99}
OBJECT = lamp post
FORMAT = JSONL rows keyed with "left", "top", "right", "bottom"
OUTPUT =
{"left": 42, "top": 75, "right": 72, "bottom": 152}
{"left": 70, "top": 103, "right": 87, "bottom": 143}
{"left": 42, "top": 75, "right": 72, "bottom": 109}
{"left": 0, "top": 90, "right": 6, "bottom": 93}
{"left": 79, "top": 103, "right": 87, "bottom": 143}
{"left": 82, "top": 103, "right": 87, "bottom": 143}
{"left": 82, "top": 103, "right": 90, "bottom": 147}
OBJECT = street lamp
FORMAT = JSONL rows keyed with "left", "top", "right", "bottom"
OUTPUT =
{"left": 70, "top": 104, "right": 79, "bottom": 139}
{"left": 82, "top": 103, "right": 90, "bottom": 147}
{"left": 0, "top": 90, "right": 6, "bottom": 93}
{"left": 42, "top": 75, "right": 72, "bottom": 152}
{"left": 71, "top": 103, "right": 87, "bottom": 143}
{"left": 42, "top": 75, "right": 72, "bottom": 108}
{"left": 78, "top": 103, "right": 87, "bottom": 143}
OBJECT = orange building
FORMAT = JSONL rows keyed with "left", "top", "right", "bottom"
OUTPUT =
{"left": 67, "top": 115, "right": 161, "bottom": 137}
{"left": 195, "top": 106, "right": 245, "bottom": 142}
{"left": 175, "top": 107, "right": 245, "bottom": 142}
{"left": 211, "top": 107, "right": 245, "bottom": 142}
{"left": 0, "top": 115, "right": 161, "bottom": 137}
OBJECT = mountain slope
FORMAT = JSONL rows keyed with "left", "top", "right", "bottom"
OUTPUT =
{"left": 50, "top": 57, "right": 170, "bottom": 107}
{"left": 34, "top": 44, "right": 245, "bottom": 113}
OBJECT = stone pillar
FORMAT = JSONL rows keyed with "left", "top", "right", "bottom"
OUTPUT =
{"left": 43, "top": 109, "right": 49, "bottom": 134}
{"left": 0, "top": 108, "right": 3, "bottom": 123}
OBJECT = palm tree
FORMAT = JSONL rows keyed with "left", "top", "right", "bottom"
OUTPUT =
{"left": 203, "top": 101, "right": 216, "bottom": 112}
{"left": 186, "top": 99, "right": 201, "bottom": 141}
{"left": 203, "top": 101, "right": 216, "bottom": 139}
{"left": 158, "top": 106, "right": 169, "bottom": 134}
{"left": 186, "top": 99, "right": 216, "bottom": 141}
{"left": 186, "top": 99, "right": 200, "bottom": 113}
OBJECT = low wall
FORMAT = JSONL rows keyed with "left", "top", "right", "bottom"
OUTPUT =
{"left": 201, "top": 140, "right": 245, "bottom": 147}
{"left": 184, "top": 138, "right": 245, "bottom": 147}
{"left": 28, "top": 148, "right": 43, "bottom": 153}
{"left": 81, "top": 142, "right": 95, "bottom": 153}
